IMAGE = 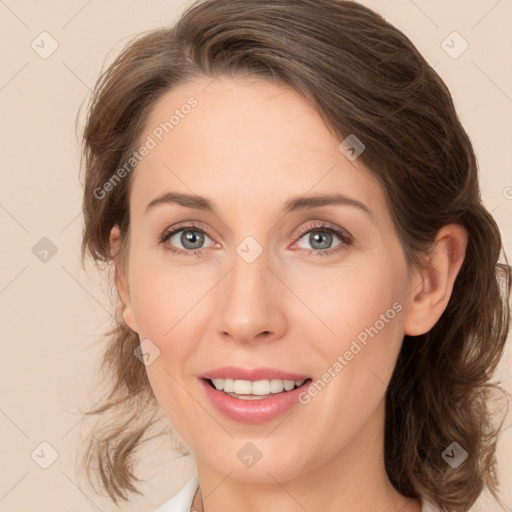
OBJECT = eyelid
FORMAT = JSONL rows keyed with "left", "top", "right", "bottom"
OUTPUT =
{"left": 293, "top": 221, "right": 352, "bottom": 241}
{"left": 160, "top": 220, "right": 212, "bottom": 238}
{"left": 158, "top": 221, "right": 216, "bottom": 250}
{"left": 159, "top": 220, "right": 353, "bottom": 256}
{"left": 290, "top": 221, "right": 353, "bottom": 255}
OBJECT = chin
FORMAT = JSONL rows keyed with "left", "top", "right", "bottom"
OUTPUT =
{"left": 199, "top": 444, "right": 314, "bottom": 484}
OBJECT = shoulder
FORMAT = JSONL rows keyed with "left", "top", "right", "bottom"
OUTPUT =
{"left": 152, "top": 482, "right": 465, "bottom": 512}
{"left": 153, "top": 476, "right": 199, "bottom": 512}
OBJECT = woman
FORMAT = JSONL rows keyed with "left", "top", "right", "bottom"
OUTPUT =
{"left": 77, "top": 1, "right": 511, "bottom": 511}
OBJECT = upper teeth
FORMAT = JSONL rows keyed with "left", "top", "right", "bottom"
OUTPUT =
{"left": 211, "top": 378, "right": 305, "bottom": 395}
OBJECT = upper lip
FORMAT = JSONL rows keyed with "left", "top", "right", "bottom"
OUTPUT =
{"left": 199, "top": 366, "right": 311, "bottom": 381}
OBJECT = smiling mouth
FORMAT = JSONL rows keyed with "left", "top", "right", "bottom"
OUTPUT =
{"left": 203, "top": 377, "right": 312, "bottom": 400}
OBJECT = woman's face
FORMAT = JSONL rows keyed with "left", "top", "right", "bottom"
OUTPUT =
{"left": 117, "top": 76, "right": 420, "bottom": 483}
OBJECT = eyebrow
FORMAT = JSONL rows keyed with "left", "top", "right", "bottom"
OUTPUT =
{"left": 145, "top": 191, "right": 372, "bottom": 218}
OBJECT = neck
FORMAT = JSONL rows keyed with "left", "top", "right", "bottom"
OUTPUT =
{"left": 191, "top": 400, "right": 421, "bottom": 512}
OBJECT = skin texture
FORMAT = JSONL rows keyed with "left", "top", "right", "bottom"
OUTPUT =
{"left": 110, "top": 76, "right": 468, "bottom": 512}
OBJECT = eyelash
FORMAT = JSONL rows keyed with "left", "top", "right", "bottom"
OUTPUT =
{"left": 294, "top": 222, "right": 353, "bottom": 257}
{"left": 158, "top": 221, "right": 353, "bottom": 258}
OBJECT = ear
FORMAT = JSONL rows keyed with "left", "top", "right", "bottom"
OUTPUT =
{"left": 110, "top": 224, "right": 139, "bottom": 333}
{"left": 404, "top": 224, "right": 468, "bottom": 336}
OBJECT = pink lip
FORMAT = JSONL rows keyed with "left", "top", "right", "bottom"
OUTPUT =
{"left": 198, "top": 367, "right": 312, "bottom": 424}
{"left": 199, "top": 366, "right": 310, "bottom": 381}
{"left": 199, "top": 377, "right": 311, "bottom": 424}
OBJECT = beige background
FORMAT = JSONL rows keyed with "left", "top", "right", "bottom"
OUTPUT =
{"left": 1, "top": 0, "right": 511, "bottom": 511}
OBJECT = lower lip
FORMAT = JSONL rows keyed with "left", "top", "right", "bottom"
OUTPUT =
{"left": 199, "top": 378, "right": 310, "bottom": 424}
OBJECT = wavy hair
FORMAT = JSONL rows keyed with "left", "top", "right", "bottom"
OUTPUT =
{"left": 77, "top": 1, "right": 511, "bottom": 510}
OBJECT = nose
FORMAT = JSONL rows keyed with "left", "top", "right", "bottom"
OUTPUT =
{"left": 214, "top": 247, "right": 288, "bottom": 345}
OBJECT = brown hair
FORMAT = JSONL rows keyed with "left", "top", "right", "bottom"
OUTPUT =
{"left": 77, "top": 1, "right": 511, "bottom": 510}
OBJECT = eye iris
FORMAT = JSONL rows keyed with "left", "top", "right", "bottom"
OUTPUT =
{"left": 310, "top": 231, "right": 332, "bottom": 250}
{"left": 182, "top": 230, "right": 204, "bottom": 250}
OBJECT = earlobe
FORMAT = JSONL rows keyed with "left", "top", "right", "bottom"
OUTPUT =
{"left": 110, "top": 225, "right": 139, "bottom": 333}
{"left": 404, "top": 224, "right": 468, "bottom": 336}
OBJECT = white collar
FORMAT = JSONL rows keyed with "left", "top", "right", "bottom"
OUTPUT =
{"left": 153, "top": 476, "right": 441, "bottom": 512}
{"left": 153, "top": 476, "right": 199, "bottom": 512}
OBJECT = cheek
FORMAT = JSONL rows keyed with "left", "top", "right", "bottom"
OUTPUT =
{"left": 339, "top": 267, "right": 406, "bottom": 379}
{"left": 128, "top": 251, "right": 212, "bottom": 340}
{"left": 126, "top": 255, "right": 205, "bottom": 395}
{"left": 127, "top": 261, "right": 204, "bottom": 428}
{"left": 291, "top": 253, "right": 406, "bottom": 353}
{"left": 293, "top": 252, "right": 407, "bottom": 413}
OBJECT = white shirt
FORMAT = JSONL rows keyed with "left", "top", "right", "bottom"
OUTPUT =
{"left": 153, "top": 476, "right": 441, "bottom": 512}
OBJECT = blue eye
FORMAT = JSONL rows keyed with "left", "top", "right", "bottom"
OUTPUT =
{"left": 298, "top": 230, "right": 339, "bottom": 250}
{"left": 167, "top": 229, "right": 209, "bottom": 250}
{"left": 159, "top": 221, "right": 353, "bottom": 257}
{"left": 159, "top": 222, "right": 214, "bottom": 256}
{"left": 294, "top": 223, "right": 352, "bottom": 256}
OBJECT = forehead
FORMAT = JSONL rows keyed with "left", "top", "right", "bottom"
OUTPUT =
{"left": 129, "top": 76, "right": 386, "bottom": 221}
